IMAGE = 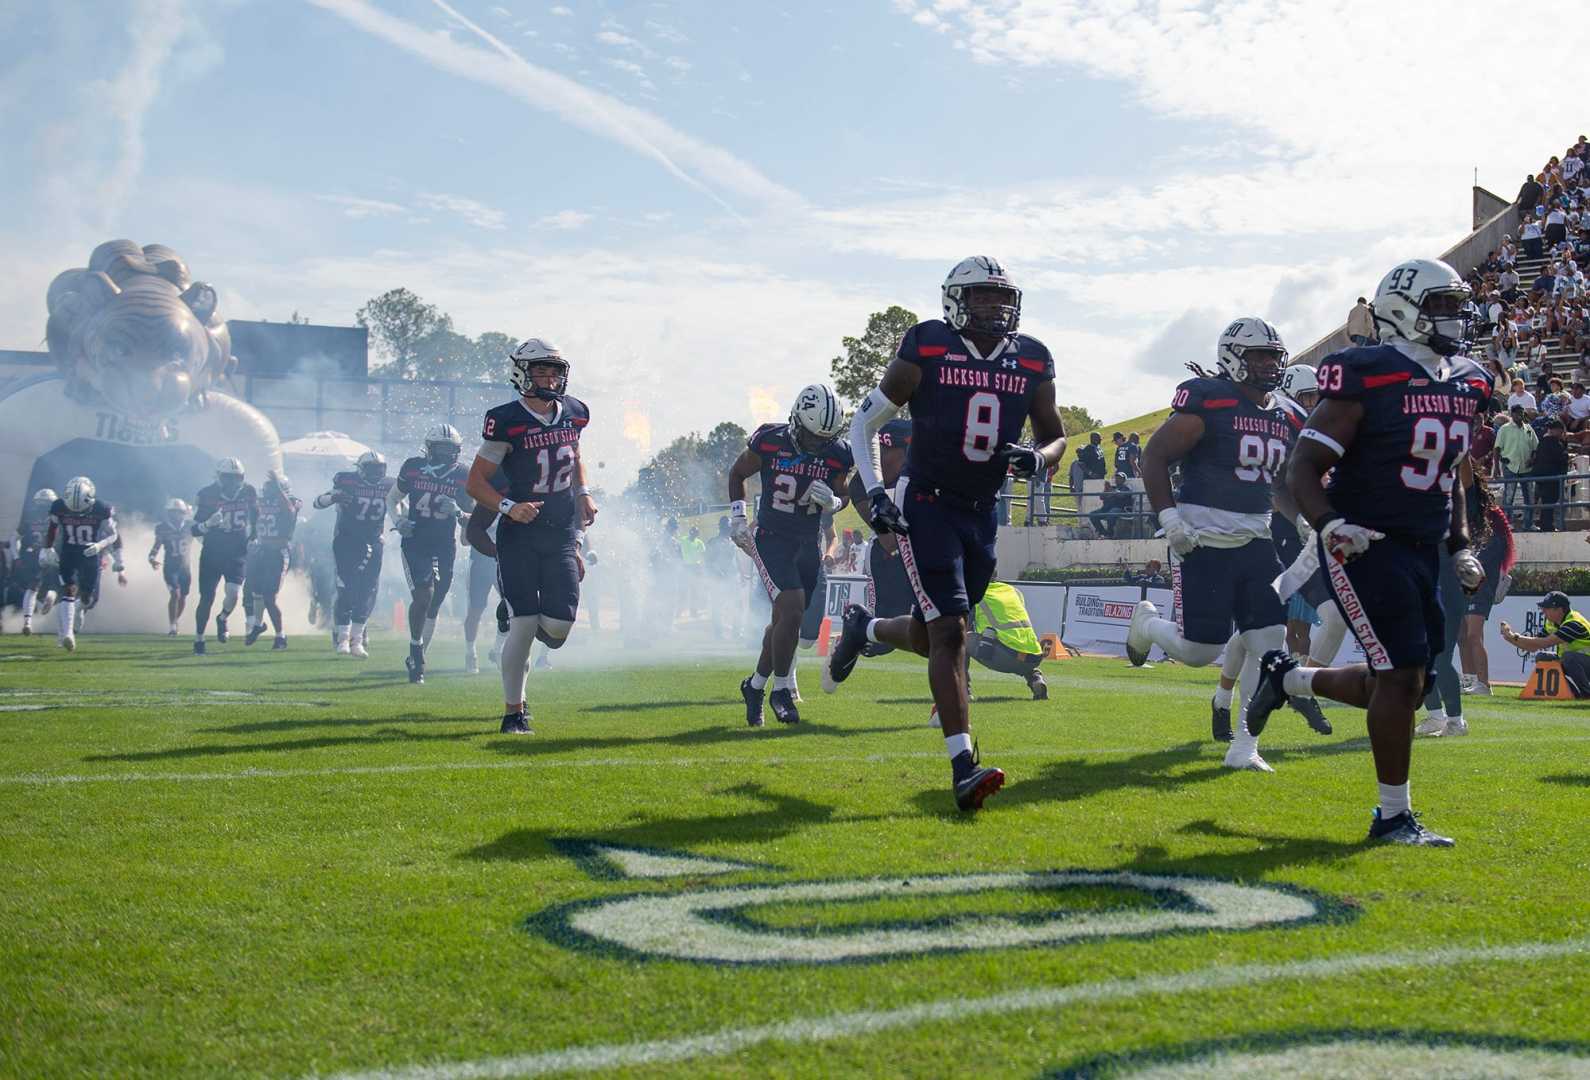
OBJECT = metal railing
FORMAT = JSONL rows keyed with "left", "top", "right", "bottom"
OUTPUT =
{"left": 234, "top": 372, "right": 505, "bottom": 447}
{"left": 1487, "top": 468, "right": 1590, "bottom": 531}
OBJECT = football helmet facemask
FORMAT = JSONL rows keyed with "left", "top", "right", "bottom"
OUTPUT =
{"left": 424, "top": 423, "right": 464, "bottom": 467}
{"left": 943, "top": 256, "right": 1021, "bottom": 336}
{"left": 64, "top": 476, "right": 96, "bottom": 513}
{"left": 509, "top": 338, "right": 569, "bottom": 402}
{"left": 1216, "top": 317, "right": 1288, "bottom": 391}
{"left": 1372, "top": 258, "right": 1472, "bottom": 357}
{"left": 356, "top": 450, "right": 387, "bottom": 485}
{"left": 215, "top": 457, "right": 245, "bottom": 496}
{"left": 788, "top": 382, "right": 846, "bottom": 454}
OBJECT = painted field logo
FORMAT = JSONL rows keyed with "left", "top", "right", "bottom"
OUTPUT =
{"left": 530, "top": 858, "right": 1342, "bottom": 966}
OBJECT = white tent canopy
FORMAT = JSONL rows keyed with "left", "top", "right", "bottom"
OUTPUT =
{"left": 278, "top": 431, "right": 371, "bottom": 463}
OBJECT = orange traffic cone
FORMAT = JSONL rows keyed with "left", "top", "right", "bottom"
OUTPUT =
{"left": 816, "top": 617, "right": 833, "bottom": 657}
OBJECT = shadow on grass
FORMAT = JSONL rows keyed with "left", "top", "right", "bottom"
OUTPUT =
{"left": 1543, "top": 773, "right": 1590, "bottom": 787}
{"left": 1120, "top": 818, "right": 1373, "bottom": 880}
{"left": 483, "top": 719, "right": 907, "bottom": 760}
{"left": 583, "top": 698, "right": 745, "bottom": 714}
{"left": 82, "top": 719, "right": 476, "bottom": 762}
{"left": 876, "top": 695, "right": 1027, "bottom": 706}
{"left": 461, "top": 781, "right": 863, "bottom": 863}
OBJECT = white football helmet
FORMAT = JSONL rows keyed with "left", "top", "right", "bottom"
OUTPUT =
{"left": 1216, "top": 317, "right": 1288, "bottom": 390}
{"left": 943, "top": 256, "right": 1021, "bottom": 336}
{"left": 355, "top": 450, "right": 387, "bottom": 484}
{"left": 33, "top": 487, "right": 57, "bottom": 508}
{"left": 215, "top": 457, "right": 245, "bottom": 495}
{"left": 63, "top": 476, "right": 96, "bottom": 513}
{"left": 508, "top": 338, "right": 569, "bottom": 401}
{"left": 165, "top": 497, "right": 188, "bottom": 525}
{"left": 424, "top": 423, "right": 464, "bottom": 466}
{"left": 788, "top": 383, "right": 845, "bottom": 453}
{"left": 1280, "top": 363, "right": 1319, "bottom": 401}
{"left": 1371, "top": 258, "right": 1472, "bottom": 357}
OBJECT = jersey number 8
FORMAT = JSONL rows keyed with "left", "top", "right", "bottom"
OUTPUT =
{"left": 962, "top": 392, "right": 1001, "bottom": 463}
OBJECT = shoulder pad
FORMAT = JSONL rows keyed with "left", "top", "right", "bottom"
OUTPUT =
{"left": 564, "top": 395, "right": 590, "bottom": 421}
{"left": 750, "top": 423, "right": 787, "bottom": 453}
{"left": 897, "top": 319, "right": 957, "bottom": 363}
{"left": 1011, "top": 334, "right": 1055, "bottom": 377}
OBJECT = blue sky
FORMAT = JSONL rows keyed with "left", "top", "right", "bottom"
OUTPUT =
{"left": 3, "top": 0, "right": 1585, "bottom": 481}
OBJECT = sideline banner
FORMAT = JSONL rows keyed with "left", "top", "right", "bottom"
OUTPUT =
{"left": 1008, "top": 581, "right": 1066, "bottom": 637}
{"left": 1060, "top": 585, "right": 1142, "bottom": 656}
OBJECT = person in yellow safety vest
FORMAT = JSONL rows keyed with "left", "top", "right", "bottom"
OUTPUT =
{"left": 1501, "top": 590, "right": 1590, "bottom": 697}
{"left": 971, "top": 581, "right": 1048, "bottom": 700}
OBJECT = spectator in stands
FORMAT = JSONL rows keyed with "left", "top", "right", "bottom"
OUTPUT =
{"left": 1547, "top": 204, "right": 1570, "bottom": 249}
{"left": 1519, "top": 174, "right": 1543, "bottom": 221}
{"left": 1129, "top": 559, "right": 1168, "bottom": 588}
{"left": 1499, "top": 265, "right": 1520, "bottom": 302}
{"left": 1470, "top": 405, "right": 1499, "bottom": 475}
{"left": 1347, "top": 296, "right": 1376, "bottom": 346}
{"left": 1539, "top": 377, "right": 1571, "bottom": 434}
{"left": 1078, "top": 431, "right": 1106, "bottom": 481}
{"left": 1500, "top": 235, "right": 1517, "bottom": 267}
{"left": 1535, "top": 360, "right": 1559, "bottom": 400}
{"left": 1565, "top": 382, "right": 1590, "bottom": 432}
{"left": 1532, "top": 265, "right": 1558, "bottom": 298}
{"left": 1497, "top": 404, "right": 1539, "bottom": 523}
{"left": 1111, "top": 431, "right": 1133, "bottom": 477}
{"left": 1530, "top": 419, "right": 1570, "bottom": 531}
{"left": 1522, "top": 216, "right": 1545, "bottom": 259}
{"left": 1026, "top": 460, "right": 1058, "bottom": 525}
{"left": 1127, "top": 432, "right": 1143, "bottom": 475}
{"left": 1507, "top": 377, "right": 1538, "bottom": 418}
{"left": 1067, "top": 454, "right": 1087, "bottom": 526}
{"left": 1089, "top": 473, "right": 1136, "bottom": 538}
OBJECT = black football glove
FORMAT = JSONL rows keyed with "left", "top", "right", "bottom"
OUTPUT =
{"left": 868, "top": 490, "right": 909, "bottom": 536}
{"left": 999, "top": 443, "right": 1045, "bottom": 478}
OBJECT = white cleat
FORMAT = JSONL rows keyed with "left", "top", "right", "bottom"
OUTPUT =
{"left": 60, "top": 635, "right": 76, "bottom": 652}
{"left": 1462, "top": 680, "right": 1491, "bottom": 696}
{"left": 350, "top": 640, "right": 369, "bottom": 659}
{"left": 1125, "top": 600, "right": 1156, "bottom": 667}
{"left": 1415, "top": 714, "right": 1448, "bottom": 737}
{"left": 1223, "top": 749, "right": 1274, "bottom": 773}
{"left": 1444, "top": 716, "right": 1469, "bottom": 737}
{"left": 336, "top": 639, "right": 352, "bottom": 656}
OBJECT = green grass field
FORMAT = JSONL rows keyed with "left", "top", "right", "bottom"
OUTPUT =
{"left": 3, "top": 632, "right": 1589, "bottom": 1078}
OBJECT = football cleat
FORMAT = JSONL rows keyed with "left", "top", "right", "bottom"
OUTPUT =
{"left": 272, "top": 635, "right": 288, "bottom": 650}
{"left": 1027, "top": 670, "right": 1048, "bottom": 701}
{"left": 406, "top": 646, "right": 425, "bottom": 684}
{"left": 1463, "top": 680, "right": 1491, "bottom": 696}
{"left": 740, "top": 677, "right": 765, "bottom": 728}
{"left": 1210, "top": 697, "right": 1233, "bottom": 742}
{"left": 1244, "top": 650, "right": 1296, "bottom": 737}
{"left": 1368, "top": 808, "right": 1454, "bottom": 847}
{"left": 166, "top": 627, "right": 178, "bottom": 637}
{"left": 21, "top": 622, "right": 31, "bottom": 636}
{"left": 193, "top": 639, "right": 205, "bottom": 655}
{"left": 350, "top": 639, "right": 368, "bottom": 659}
{"left": 245, "top": 623, "right": 266, "bottom": 646}
{"left": 952, "top": 746, "right": 1004, "bottom": 812}
{"left": 1444, "top": 716, "right": 1468, "bottom": 737}
{"left": 1290, "top": 694, "right": 1332, "bottom": 735}
{"left": 822, "top": 604, "right": 872, "bottom": 693}
{"left": 1125, "top": 600, "right": 1156, "bottom": 667}
{"left": 1415, "top": 714, "right": 1448, "bottom": 737}
{"left": 61, "top": 635, "right": 76, "bottom": 652}
{"left": 215, "top": 615, "right": 229, "bottom": 643}
{"left": 769, "top": 687, "right": 800, "bottom": 725}
{"left": 465, "top": 645, "right": 480, "bottom": 675}
{"left": 1222, "top": 749, "right": 1274, "bottom": 773}
{"left": 499, "top": 710, "right": 532, "bottom": 735}
{"left": 335, "top": 638, "right": 352, "bottom": 656}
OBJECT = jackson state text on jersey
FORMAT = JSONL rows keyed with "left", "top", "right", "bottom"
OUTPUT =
{"left": 896, "top": 320, "right": 1054, "bottom": 500}
{"left": 481, "top": 396, "right": 590, "bottom": 530}
{"left": 193, "top": 482, "right": 258, "bottom": 547}
{"left": 1315, "top": 344, "right": 1492, "bottom": 543}
{"left": 749, "top": 423, "right": 854, "bottom": 537}
{"left": 397, "top": 457, "right": 470, "bottom": 539}
{"left": 328, "top": 472, "right": 394, "bottom": 538}
{"left": 1170, "top": 377, "right": 1302, "bottom": 514}
{"left": 49, "top": 498, "right": 114, "bottom": 556}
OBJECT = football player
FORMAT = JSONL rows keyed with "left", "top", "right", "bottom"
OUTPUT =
{"left": 846, "top": 416, "right": 915, "bottom": 649}
{"left": 826, "top": 256, "right": 1067, "bottom": 811}
{"left": 244, "top": 471, "right": 300, "bottom": 649}
{"left": 727, "top": 383, "right": 852, "bottom": 726}
{"left": 394, "top": 424, "right": 472, "bottom": 684}
{"left": 465, "top": 338, "right": 598, "bottom": 734}
{"left": 13, "top": 488, "right": 57, "bottom": 636}
{"left": 149, "top": 498, "right": 193, "bottom": 635}
{"left": 45, "top": 476, "right": 116, "bottom": 651}
{"left": 462, "top": 472, "right": 509, "bottom": 675}
{"left": 313, "top": 451, "right": 396, "bottom": 658}
{"left": 1246, "top": 258, "right": 1491, "bottom": 846}
{"left": 191, "top": 457, "right": 258, "bottom": 655}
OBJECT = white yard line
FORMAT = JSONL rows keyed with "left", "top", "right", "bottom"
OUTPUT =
{"left": 310, "top": 936, "right": 1590, "bottom": 1080}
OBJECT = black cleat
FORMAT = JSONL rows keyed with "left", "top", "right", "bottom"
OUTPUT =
{"left": 822, "top": 604, "right": 872, "bottom": 693}
{"left": 1210, "top": 697, "right": 1233, "bottom": 742}
{"left": 193, "top": 639, "right": 206, "bottom": 656}
{"left": 406, "top": 646, "right": 425, "bottom": 684}
{"left": 499, "top": 710, "right": 531, "bottom": 735}
{"left": 215, "top": 615, "right": 229, "bottom": 643}
{"left": 1027, "top": 670, "right": 1048, "bottom": 701}
{"left": 952, "top": 746, "right": 1005, "bottom": 811}
{"left": 245, "top": 624, "right": 265, "bottom": 646}
{"left": 1368, "top": 808, "right": 1454, "bottom": 847}
{"left": 740, "top": 677, "right": 765, "bottom": 728}
{"left": 1290, "top": 694, "right": 1332, "bottom": 735}
{"left": 272, "top": 635, "right": 288, "bottom": 650}
{"left": 495, "top": 600, "right": 510, "bottom": 635}
{"left": 769, "top": 687, "right": 800, "bottom": 724}
{"left": 1244, "top": 650, "right": 1296, "bottom": 737}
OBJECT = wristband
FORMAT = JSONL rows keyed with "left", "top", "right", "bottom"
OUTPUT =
{"left": 574, "top": 486, "right": 591, "bottom": 498}
{"left": 498, "top": 498, "right": 515, "bottom": 515}
{"left": 730, "top": 499, "right": 748, "bottom": 518}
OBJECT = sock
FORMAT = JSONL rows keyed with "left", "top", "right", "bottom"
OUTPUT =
{"left": 500, "top": 617, "right": 537, "bottom": 704}
{"left": 1146, "top": 618, "right": 1223, "bottom": 666}
{"left": 772, "top": 673, "right": 793, "bottom": 691}
{"left": 335, "top": 624, "right": 350, "bottom": 644}
{"left": 352, "top": 621, "right": 366, "bottom": 645}
{"left": 21, "top": 589, "right": 35, "bottom": 617}
{"left": 944, "top": 732, "right": 972, "bottom": 759}
{"left": 1219, "top": 631, "right": 1246, "bottom": 681}
{"left": 788, "top": 657, "right": 799, "bottom": 695}
{"left": 410, "top": 638, "right": 424, "bottom": 648}
{"left": 865, "top": 619, "right": 882, "bottom": 644}
{"left": 58, "top": 598, "right": 77, "bottom": 640}
{"left": 422, "top": 617, "right": 437, "bottom": 650}
{"left": 1378, "top": 781, "right": 1411, "bottom": 817}
{"left": 1229, "top": 725, "right": 1259, "bottom": 757}
{"left": 1212, "top": 686, "right": 1234, "bottom": 709}
{"left": 1425, "top": 707, "right": 1446, "bottom": 722}
{"left": 1282, "top": 667, "right": 1316, "bottom": 697}
{"left": 749, "top": 671, "right": 769, "bottom": 690}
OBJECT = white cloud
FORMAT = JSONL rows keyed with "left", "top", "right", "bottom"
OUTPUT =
{"left": 664, "top": 55, "right": 691, "bottom": 73}
{"left": 603, "top": 56, "right": 654, "bottom": 90}
{"left": 488, "top": 5, "right": 511, "bottom": 16}
{"left": 549, "top": 4, "right": 571, "bottom": 15}
{"left": 308, "top": 0, "right": 801, "bottom": 217}
{"left": 316, "top": 194, "right": 408, "bottom": 219}
{"left": 536, "top": 209, "right": 593, "bottom": 230}
{"left": 644, "top": 19, "right": 687, "bottom": 44}
{"left": 416, "top": 192, "right": 507, "bottom": 230}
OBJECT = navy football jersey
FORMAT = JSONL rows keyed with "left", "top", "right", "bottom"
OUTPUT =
{"left": 254, "top": 492, "right": 300, "bottom": 545}
{"left": 152, "top": 520, "right": 192, "bottom": 564}
{"left": 396, "top": 456, "right": 472, "bottom": 541}
{"left": 878, "top": 417, "right": 913, "bottom": 488}
{"left": 1171, "top": 377, "right": 1303, "bottom": 514}
{"left": 1316, "top": 344, "right": 1492, "bottom": 543}
{"left": 481, "top": 396, "right": 590, "bottom": 532}
{"left": 748, "top": 423, "right": 854, "bottom": 538}
{"left": 48, "top": 499, "right": 114, "bottom": 557}
{"left": 326, "top": 471, "right": 396, "bottom": 540}
{"left": 193, "top": 481, "right": 258, "bottom": 551}
{"left": 897, "top": 320, "right": 1055, "bottom": 501}
{"left": 17, "top": 512, "right": 51, "bottom": 552}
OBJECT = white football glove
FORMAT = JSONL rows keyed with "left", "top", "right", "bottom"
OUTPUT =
{"left": 1452, "top": 547, "right": 1486, "bottom": 594}
{"left": 39, "top": 549, "right": 59, "bottom": 571}
{"left": 730, "top": 514, "right": 753, "bottom": 553}
{"left": 393, "top": 517, "right": 415, "bottom": 538}
{"left": 1319, "top": 516, "right": 1384, "bottom": 564}
{"left": 801, "top": 480, "right": 841, "bottom": 512}
{"left": 1157, "top": 507, "right": 1201, "bottom": 557}
{"left": 204, "top": 511, "right": 224, "bottom": 530}
{"left": 83, "top": 539, "right": 107, "bottom": 557}
{"left": 434, "top": 495, "right": 459, "bottom": 518}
